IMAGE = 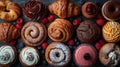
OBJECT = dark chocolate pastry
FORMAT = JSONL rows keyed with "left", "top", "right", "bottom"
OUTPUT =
{"left": 76, "top": 20, "right": 101, "bottom": 43}
{"left": 23, "top": 0, "right": 47, "bottom": 21}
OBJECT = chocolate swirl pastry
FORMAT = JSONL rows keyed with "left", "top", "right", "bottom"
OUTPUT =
{"left": 0, "top": 22, "right": 20, "bottom": 43}
{"left": 99, "top": 43, "right": 120, "bottom": 67}
{"left": 23, "top": 0, "right": 47, "bottom": 21}
{"left": 77, "top": 20, "right": 101, "bottom": 43}
{"left": 82, "top": 2, "right": 99, "bottom": 18}
{"left": 21, "top": 22, "right": 47, "bottom": 46}
{"left": 48, "top": 19, "right": 73, "bottom": 42}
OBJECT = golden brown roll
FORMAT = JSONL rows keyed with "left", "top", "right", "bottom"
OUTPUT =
{"left": 0, "top": 22, "right": 20, "bottom": 43}
{"left": 21, "top": 22, "right": 47, "bottom": 46}
{"left": 48, "top": 18, "right": 73, "bottom": 42}
{"left": 99, "top": 43, "right": 120, "bottom": 67}
{"left": 102, "top": 21, "right": 120, "bottom": 42}
{"left": 48, "top": 0, "right": 80, "bottom": 18}
{"left": 0, "top": 0, "right": 21, "bottom": 21}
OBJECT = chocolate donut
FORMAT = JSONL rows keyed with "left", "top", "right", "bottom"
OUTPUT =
{"left": 23, "top": 0, "right": 47, "bottom": 21}
{"left": 102, "top": 1, "right": 120, "bottom": 21}
{"left": 82, "top": 2, "right": 99, "bottom": 18}
{"left": 102, "top": 21, "right": 120, "bottom": 42}
{"left": 76, "top": 20, "right": 101, "bottom": 43}
{"left": 48, "top": 18, "right": 73, "bottom": 42}
{"left": 21, "top": 22, "right": 47, "bottom": 46}
{"left": 45, "top": 42, "right": 71, "bottom": 67}
{"left": 99, "top": 43, "right": 120, "bottom": 67}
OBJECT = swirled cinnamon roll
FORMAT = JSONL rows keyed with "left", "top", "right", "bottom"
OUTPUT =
{"left": 23, "top": 0, "right": 47, "bottom": 21}
{"left": 21, "top": 22, "right": 47, "bottom": 46}
{"left": 0, "top": 45, "right": 17, "bottom": 66}
{"left": 19, "top": 46, "right": 40, "bottom": 66}
{"left": 48, "top": 19, "right": 73, "bottom": 42}
{"left": 45, "top": 42, "right": 71, "bottom": 67}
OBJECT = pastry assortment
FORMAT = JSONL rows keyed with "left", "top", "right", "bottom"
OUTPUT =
{"left": 0, "top": 0, "right": 120, "bottom": 67}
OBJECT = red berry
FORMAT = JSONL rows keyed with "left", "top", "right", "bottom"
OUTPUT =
{"left": 16, "top": 24, "right": 23, "bottom": 30}
{"left": 47, "top": 15, "right": 55, "bottom": 22}
{"left": 41, "top": 43, "right": 48, "bottom": 49}
{"left": 96, "top": 19, "right": 105, "bottom": 26}
{"left": 41, "top": 18, "right": 48, "bottom": 24}
{"left": 95, "top": 42, "right": 103, "bottom": 50}
{"left": 97, "top": 14, "right": 104, "bottom": 19}
{"left": 17, "top": 18, "right": 23, "bottom": 25}
{"left": 99, "top": 40, "right": 106, "bottom": 45}
{"left": 10, "top": 40, "right": 17, "bottom": 45}
{"left": 73, "top": 19, "right": 81, "bottom": 26}
{"left": 68, "top": 39, "right": 75, "bottom": 46}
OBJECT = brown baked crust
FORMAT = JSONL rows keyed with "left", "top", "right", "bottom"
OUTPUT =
{"left": 48, "top": 0, "right": 80, "bottom": 18}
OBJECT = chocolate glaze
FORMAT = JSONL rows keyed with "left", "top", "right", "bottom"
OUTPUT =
{"left": 23, "top": 0, "right": 47, "bottom": 21}
{"left": 103, "top": 1, "right": 120, "bottom": 20}
{"left": 76, "top": 20, "right": 101, "bottom": 43}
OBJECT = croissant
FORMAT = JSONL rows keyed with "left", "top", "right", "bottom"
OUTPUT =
{"left": 0, "top": 22, "right": 20, "bottom": 43}
{"left": 48, "top": 0, "right": 80, "bottom": 18}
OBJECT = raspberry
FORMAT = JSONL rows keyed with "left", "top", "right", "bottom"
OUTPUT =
{"left": 96, "top": 19, "right": 105, "bottom": 26}
{"left": 99, "top": 40, "right": 106, "bottom": 45}
{"left": 41, "top": 43, "right": 48, "bottom": 49}
{"left": 68, "top": 39, "right": 75, "bottom": 46}
{"left": 16, "top": 24, "right": 23, "bottom": 30}
{"left": 97, "top": 14, "right": 104, "bottom": 19}
{"left": 16, "top": 18, "right": 23, "bottom": 25}
{"left": 10, "top": 40, "right": 17, "bottom": 45}
{"left": 47, "top": 15, "right": 55, "bottom": 22}
{"left": 41, "top": 18, "right": 48, "bottom": 24}
{"left": 95, "top": 42, "right": 102, "bottom": 50}
{"left": 73, "top": 19, "right": 81, "bottom": 26}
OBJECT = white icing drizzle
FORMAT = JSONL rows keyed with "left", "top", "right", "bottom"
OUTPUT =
{"left": 0, "top": 45, "right": 15, "bottom": 64}
{"left": 20, "top": 47, "right": 39, "bottom": 66}
{"left": 49, "top": 43, "right": 71, "bottom": 66}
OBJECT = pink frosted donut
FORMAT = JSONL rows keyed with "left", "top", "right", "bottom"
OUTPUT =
{"left": 74, "top": 44, "right": 97, "bottom": 67}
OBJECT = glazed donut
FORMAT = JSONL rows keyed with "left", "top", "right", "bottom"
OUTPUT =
{"left": 0, "top": 1, "right": 21, "bottom": 21}
{"left": 102, "top": 1, "right": 120, "bottom": 21}
{"left": 45, "top": 42, "right": 71, "bottom": 67}
{"left": 21, "top": 22, "right": 47, "bottom": 46}
{"left": 82, "top": 2, "right": 99, "bottom": 18}
{"left": 48, "top": 19, "right": 73, "bottom": 42}
{"left": 99, "top": 43, "right": 120, "bottom": 67}
{"left": 102, "top": 21, "right": 120, "bottom": 42}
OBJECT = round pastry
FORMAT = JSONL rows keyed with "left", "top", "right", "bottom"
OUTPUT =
{"left": 45, "top": 42, "right": 71, "bottom": 67}
{"left": 76, "top": 20, "right": 101, "bottom": 43}
{"left": 0, "top": 22, "right": 20, "bottom": 43}
{"left": 99, "top": 43, "right": 120, "bottom": 67}
{"left": 0, "top": 0, "right": 21, "bottom": 21}
{"left": 23, "top": 0, "right": 47, "bottom": 21}
{"left": 21, "top": 22, "right": 47, "bottom": 46}
{"left": 102, "top": 21, "right": 120, "bottom": 42}
{"left": 82, "top": 2, "right": 99, "bottom": 18}
{"left": 74, "top": 44, "right": 97, "bottom": 67}
{"left": 102, "top": 0, "right": 120, "bottom": 21}
{"left": 19, "top": 46, "right": 40, "bottom": 67}
{"left": 0, "top": 45, "right": 17, "bottom": 67}
{"left": 48, "top": 19, "right": 73, "bottom": 42}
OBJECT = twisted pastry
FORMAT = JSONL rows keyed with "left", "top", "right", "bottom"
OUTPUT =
{"left": 99, "top": 43, "right": 120, "bottom": 66}
{"left": 0, "top": 45, "right": 16, "bottom": 65}
{"left": 48, "top": 0, "right": 80, "bottom": 18}
{"left": 0, "top": 0, "right": 21, "bottom": 21}
{"left": 45, "top": 42, "right": 71, "bottom": 67}
{"left": 21, "top": 22, "right": 47, "bottom": 46}
{"left": 23, "top": 0, "right": 47, "bottom": 21}
{"left": 102, "top": 21, "right": 120, "bottom": 42}
{"left": 19, "top": 47, "right": 39, "bottom": 66}
{"left": 48, "top": 19, "right": 73, "bottom": 42}
{"left": 0, "top": 22, "right": 20, "bottom": 43}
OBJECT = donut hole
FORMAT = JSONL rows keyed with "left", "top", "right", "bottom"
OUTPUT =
{"left": 56, "top": 52, "right": 60, "bottom": 57}
{"left": 108, "top": 6, "right": 115, "bottom": 12}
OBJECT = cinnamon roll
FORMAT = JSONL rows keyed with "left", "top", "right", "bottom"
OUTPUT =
{"left": 23, "top": 0, "right": 47, "bottom": 21}
{"left": 102, "top": 21, "right": 120, "bottom": 42}
{"left": 45, "top": 42, "right": 71, "bottom": 67}
{"left": 0, "top": 22, "right": 20, "bottom": 43}
{"left": 48, "top": 19, "right": 73, "bottom": 42}
{"left": 21, "top": 22, "right": 47, "bottom": 46}
{"left": 19, "top": 46, "right": 40, "bottom": 66}
{"left": 0, "top": 45, "right": 17, "bottom": 66}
